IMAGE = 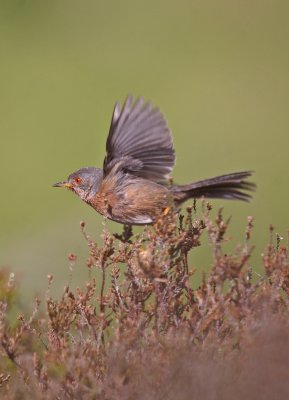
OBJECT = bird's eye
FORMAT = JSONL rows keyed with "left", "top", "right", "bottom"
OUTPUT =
{"left": 74, "top": 177, "right": 82, "bottom": 185}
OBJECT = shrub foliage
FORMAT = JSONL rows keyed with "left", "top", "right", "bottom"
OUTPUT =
{"left": 1, "top": 204, "right": 289, "bottom": 399}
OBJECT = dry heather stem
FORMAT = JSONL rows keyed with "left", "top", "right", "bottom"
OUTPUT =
{"left": 0, "top": 205, "right": 289, "bottom": 399}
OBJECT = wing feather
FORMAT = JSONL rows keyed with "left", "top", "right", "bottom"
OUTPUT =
{"left": 104, "top": 96, "right": 175, "bottom": 181}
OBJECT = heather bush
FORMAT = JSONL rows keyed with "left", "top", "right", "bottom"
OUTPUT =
{"left": 0, "top": 204, "right": 288, "bottom": 399}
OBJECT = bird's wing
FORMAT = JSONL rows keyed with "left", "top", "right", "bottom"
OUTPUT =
{"left": 103, "top": 96, "right": 175, "bottom": 182}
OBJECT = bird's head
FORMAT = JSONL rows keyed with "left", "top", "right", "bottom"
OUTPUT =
{"left": 53, "top": 167, "right": 103, "bottom": 202}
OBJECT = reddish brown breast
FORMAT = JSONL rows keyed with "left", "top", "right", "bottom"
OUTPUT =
{"left": 89, "top": 174, "right": 119, "bottom": 219}
{"left": 89, "top": 172, "right": 174, "bottom": 225}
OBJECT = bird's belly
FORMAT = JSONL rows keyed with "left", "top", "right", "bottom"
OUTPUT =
{"left": 89, "top": 181, "right": 173, "bottom": 225}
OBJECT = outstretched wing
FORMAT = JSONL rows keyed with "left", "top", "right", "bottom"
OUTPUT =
{"left": 103, "top": 96, "right": 175, "bottom": 182}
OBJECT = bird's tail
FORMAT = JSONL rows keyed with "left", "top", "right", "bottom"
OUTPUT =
{"left": 172, "top": 171, "right": 255, "bottom": 205}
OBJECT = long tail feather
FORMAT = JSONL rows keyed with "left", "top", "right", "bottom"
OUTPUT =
{"left": 172, "top": 171, "right": 256, "bottom": 204}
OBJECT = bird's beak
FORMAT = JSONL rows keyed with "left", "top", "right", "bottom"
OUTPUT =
{"left": 53, "top": 181, "right": 73, "bottom": 189}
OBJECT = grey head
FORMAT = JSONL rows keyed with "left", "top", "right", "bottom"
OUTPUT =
{"left": 53, "top": 167, "right": 103, "bottom": 202}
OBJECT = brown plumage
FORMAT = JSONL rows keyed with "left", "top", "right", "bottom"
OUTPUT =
{"left": 53, "top": 96, "right": 255, "bottom": 225}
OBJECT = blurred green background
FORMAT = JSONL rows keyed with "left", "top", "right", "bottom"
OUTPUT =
{"left": 1, "top": 0, "right": 288, "bottom": 302}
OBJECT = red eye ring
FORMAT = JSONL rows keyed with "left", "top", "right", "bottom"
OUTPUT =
{"left": 74, "top": 177, "right": 82, "bottom": 185}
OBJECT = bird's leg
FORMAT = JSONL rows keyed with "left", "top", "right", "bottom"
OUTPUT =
{"left": 114, "top": 224, "right": 133, "bottom": 243}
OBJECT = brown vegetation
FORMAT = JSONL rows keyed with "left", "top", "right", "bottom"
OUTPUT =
{"left": 0, "top": 204, "right": 289, "bottom": 399}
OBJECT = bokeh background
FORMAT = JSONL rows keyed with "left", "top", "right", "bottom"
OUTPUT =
{"left": 1, "top": 0, "right": 288, "bottom": 303}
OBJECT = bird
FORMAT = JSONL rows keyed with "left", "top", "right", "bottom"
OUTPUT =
{"left": 53, "top": 96, "right": 255, "bottom": 225}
